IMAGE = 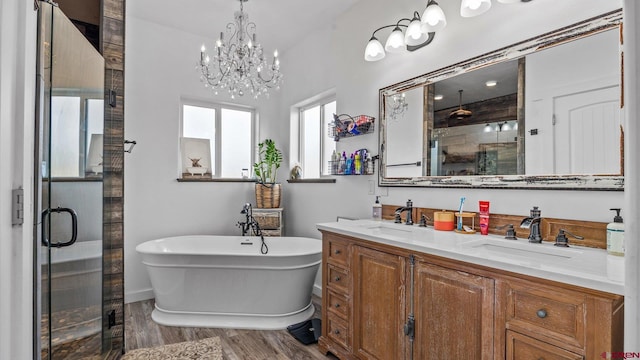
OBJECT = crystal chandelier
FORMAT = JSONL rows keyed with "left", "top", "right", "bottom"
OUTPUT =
{"left": 198, "top": 0, "right": 282, "bottom": 99}
{"left": 386, "top": 93, "right": 409, "bottom": 121}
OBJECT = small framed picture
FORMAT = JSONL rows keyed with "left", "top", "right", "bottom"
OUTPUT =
{"left": 180, "top": 137, "right": 212, "bottom": 177}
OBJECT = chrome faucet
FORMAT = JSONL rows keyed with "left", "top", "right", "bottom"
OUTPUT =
{"left": 395, "top": 199, "right": 414, "bottom": 225}
{"left": 520, "top": 206, "right": 542, "bottom": 243}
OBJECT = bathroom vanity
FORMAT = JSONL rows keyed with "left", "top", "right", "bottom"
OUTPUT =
{"left": 316, "top": 220, "right": 624, "bottom": 360}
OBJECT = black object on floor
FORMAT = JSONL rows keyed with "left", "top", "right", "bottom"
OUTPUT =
{"left": 287, "top": 318, "right": 321, "bottom": 345}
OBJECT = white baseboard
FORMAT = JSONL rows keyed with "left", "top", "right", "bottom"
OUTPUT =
{"left": 313, "top": 283, "right": 322, "bottom": 298}
{"left": 125, "top": 288, "right": 154, "bottom": 304}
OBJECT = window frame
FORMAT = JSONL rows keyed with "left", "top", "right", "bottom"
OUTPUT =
{"left": 298, "top": 95, "right": 336, "bottom": 178}
{"left": 180, "top": 99, "right": 257, "bottom": 179}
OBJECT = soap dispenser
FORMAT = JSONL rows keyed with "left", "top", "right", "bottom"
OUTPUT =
{"left": 606, "top": 208, "right": 624, "bottom": 256}
{"left": 372, "top": 196, "right": 382, "bottom": 221}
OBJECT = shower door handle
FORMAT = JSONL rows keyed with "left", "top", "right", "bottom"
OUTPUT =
{"left": 41, "top": 207, "right": 78, "bottom": 248}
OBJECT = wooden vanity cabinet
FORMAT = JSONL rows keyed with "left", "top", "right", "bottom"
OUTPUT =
{"left": 412, "top": 260, "right": 495, "bottom": 360}
{"left": 318, "top": 230, "right": 624, "bottom": 360}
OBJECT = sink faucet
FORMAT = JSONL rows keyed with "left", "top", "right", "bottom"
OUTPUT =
{"left": 395, "top": 199, "right": 414, "bottom": 225}
{"left": 237, "top": 203, "right": 262, "bottom": 237}
{"left": 520, "top": 206, "right": 542, "bottom": 243}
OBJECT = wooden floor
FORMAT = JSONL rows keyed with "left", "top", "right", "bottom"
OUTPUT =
{"left": 124, "top": 295, "right": 337, "bottom": 360}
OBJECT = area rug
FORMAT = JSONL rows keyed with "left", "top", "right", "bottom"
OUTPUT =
{"left": 122, "top": 337, "right": 223, "bottom": 360}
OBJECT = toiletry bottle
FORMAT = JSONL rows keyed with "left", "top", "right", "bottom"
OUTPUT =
{"left": 339, "top": 151, "right": 347, "bottom": 174}
{"left": 479, "top": 201, "right": 490, "bottom": 235}
{"left": 345, "top": 154, "right": 353, "bottom": 175}
{"left": 372, "top": 196, "right": 382, "bottom": 221}
{"left": 331, "top": 150, "right": 339, "bottom": 174}
{"left": 607, "top": 208, "right": 624, "bottom": 256}
{"left": 354, "top": 152, "right": 362, "bottom": 175}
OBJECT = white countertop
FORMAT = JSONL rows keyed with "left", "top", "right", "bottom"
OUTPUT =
{"left": 316, "top": 219, "right": 625, "bottom": 295}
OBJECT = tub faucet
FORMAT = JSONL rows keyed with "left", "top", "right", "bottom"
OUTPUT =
{"left": 395, "top": 199, "right": 414, "bottom": 225}
{"left": 237, "top": 203, "right": 262, "bottom": 237}
{"left": 520, "top": 206, "right": 542, "bottom": 243}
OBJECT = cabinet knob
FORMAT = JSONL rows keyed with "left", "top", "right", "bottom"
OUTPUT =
{"left": 536, "top": 309, "right": 547, "bottom": 318}
{"left": 334, "top": 249, "right": 342, "bottom": 255}
{"left": 334, "top": 276, "right": 341, "bottom": 282}
{"left": 334, "top": 329, "right": 340, "bottom": 335}
{"left": 334, "top": 303, "right": 340, "bottom": 308}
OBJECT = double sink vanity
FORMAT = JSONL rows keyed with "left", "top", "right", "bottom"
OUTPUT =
{"left": 316, "top": 219, "right": 624, "bottom": 359}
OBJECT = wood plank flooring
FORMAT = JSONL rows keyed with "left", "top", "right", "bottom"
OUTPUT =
{"left": 124, "top": 295, "right": 337, "bottom": 360}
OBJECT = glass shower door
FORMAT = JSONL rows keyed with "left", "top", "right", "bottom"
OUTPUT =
{"left": 37, "top": 2, "right": 105, "bottom": 359}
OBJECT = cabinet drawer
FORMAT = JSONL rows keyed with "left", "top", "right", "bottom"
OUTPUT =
{"left": 260, "top": 229, "right": 281, "bottom": 237}
{"left": 327, "top": 290, "right": 349, "bottom": 320}
{"left": 326, "top": 314, "right": 349, "bottom": 350}
{"left": 327, "top": 240, "right": 348, "bottom": 266}
{"left": 327, "top": 264, "right": 349, "bottom": 293}
{"left": 253, "top": 213, "right": 280, "bottom": 230}
{"left": 506, "top": 331, "right": 583, "bottom": 360}
{"left": 505, "top": 282, "right": 585, "bottom": 348}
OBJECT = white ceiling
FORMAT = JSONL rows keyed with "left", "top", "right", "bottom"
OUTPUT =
{"left": 126, "top": 0, "right": 361, "bottom": 53}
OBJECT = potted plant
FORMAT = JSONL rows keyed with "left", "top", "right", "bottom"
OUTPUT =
{"left": 253, "top": 139, "right": 283, "bottom": 208}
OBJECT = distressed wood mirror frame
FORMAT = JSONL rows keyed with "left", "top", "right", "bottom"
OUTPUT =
{"left": 378, "top": 9, "right": 623, "bottom": 190}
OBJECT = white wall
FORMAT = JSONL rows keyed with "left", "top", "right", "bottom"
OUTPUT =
{"left": 123, "top": 16, "right": 288, "bottom": 301}
{"left": 0, "top": 0, "right": 37, "bottom": 358}
{"left": 623, "top": 0, "right": 640, "bottom": 349}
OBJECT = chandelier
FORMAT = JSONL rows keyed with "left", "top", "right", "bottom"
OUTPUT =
{"left": 198, "top": 0, "right": 282, "bottom": 99}
{"left": 386, "top": 93, "right": 409, "bottom": 121}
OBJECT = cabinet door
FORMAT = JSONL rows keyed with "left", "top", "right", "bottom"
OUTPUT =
{"left": 352, "top": 246, "right": 406, "bottom": 360}
{"left": 413, "top": 262, "right": 495, "bottom": 360}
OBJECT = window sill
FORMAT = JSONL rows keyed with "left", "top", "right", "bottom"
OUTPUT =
{"left": 177, "top": 177, "right": 257, "bottom": 183}
{"left": 287, "top": 178, "right": 336, "bottom": 183}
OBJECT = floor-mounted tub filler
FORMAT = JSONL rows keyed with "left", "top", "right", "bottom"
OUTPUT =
{"left": 136, "top": 235, "right": 321, "bottom": 330}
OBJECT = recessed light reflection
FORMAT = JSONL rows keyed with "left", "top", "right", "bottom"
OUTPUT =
{"left": 434, "top": 94, "right": 444, "bottom": 100}
{"left": 485, "top": 80, "right": 497, "bottom": 87}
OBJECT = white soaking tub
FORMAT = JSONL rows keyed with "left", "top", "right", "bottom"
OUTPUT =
{"left": 136, "top": 235, "right": 321, "bottom": 330}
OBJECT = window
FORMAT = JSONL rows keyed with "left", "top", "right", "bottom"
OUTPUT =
{"left": 299, "top": 98, "right": 336, "bottom": 178}
{"left": 50, "top": 95, "right": 104, "bottom": 178}
{"left": 181, "top": 101, "right": 255, "bottom": 178}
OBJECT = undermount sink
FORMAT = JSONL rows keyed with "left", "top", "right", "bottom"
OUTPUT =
{"left": 363, "top": 223, "right": 414, "bottom": 236}
{"left": 463, "top": 239, "right": 583, "bottom": 263}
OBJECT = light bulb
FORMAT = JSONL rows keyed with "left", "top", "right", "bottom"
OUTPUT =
{"left": 201, "top": 44, "right": 206, "bottom": 52}
{"left": 274, "top": 49, "right": 278, "bottom": 57}
{"left": 364, "top": 37, "right": 385, "bottom": 61}
{"left": 385, "top": 27, "right": 406, "bottom": 53}
{"left": 422, "top": 1, "right": 447, "bottom": 32}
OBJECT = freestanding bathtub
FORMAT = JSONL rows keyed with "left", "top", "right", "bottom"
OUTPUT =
{"left": 136, "top": 235, "right": 321, "bottom": 330}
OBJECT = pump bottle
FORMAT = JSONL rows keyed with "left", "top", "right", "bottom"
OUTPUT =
{"left": 372, "top": 196, "right": 382, "bottom": 221}
{"left": 607, "top": 208, "right": 624, "bottom": 256}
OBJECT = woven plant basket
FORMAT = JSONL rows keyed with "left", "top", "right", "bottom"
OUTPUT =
{"left": 255, "top": 183, "right": 281, "bottom": 208}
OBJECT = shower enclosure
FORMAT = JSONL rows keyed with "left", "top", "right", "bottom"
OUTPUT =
{"left": 35, "top": 2, "right": 108, "bottom": 358}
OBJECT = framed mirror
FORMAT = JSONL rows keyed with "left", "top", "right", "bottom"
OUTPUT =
{"left": 379, "top": 10, "right": 623, "bottom": 190}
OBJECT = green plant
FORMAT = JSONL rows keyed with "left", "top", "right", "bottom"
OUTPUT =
{"left": 253, "top": 139, "right": 283, "bottom": 184}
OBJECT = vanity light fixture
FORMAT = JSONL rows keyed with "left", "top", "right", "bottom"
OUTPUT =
{"left": 484, "top": 123, "right": 492, "bottom": 132}
{"left": 485, "top": 80, "right": 498, "bottom": 87}
{"left": 197, "top": 0, "right": 282, "bottom": 99}
{"left": 364, "top": 0, "right": 446, "bottom": 62}
{"left": 387, "top": 93, "right": 409, "bottom": 121}
{"left": 449, "top": 89, "right": 472, "bottom": 120}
